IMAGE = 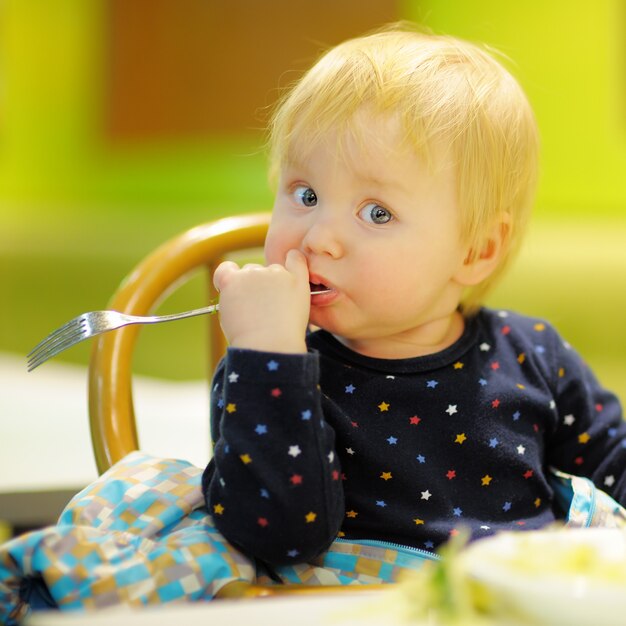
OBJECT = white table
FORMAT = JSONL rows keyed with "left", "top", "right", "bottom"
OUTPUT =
{"left": 0, "top": 352, "right": 211, "bottom": 529}
{"left": 24, "top": 592, "right": 395, "bottom": 626}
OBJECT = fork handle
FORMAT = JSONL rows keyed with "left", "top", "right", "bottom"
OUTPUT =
{"left": 124, "top": 289, "right": 330, "bottom": 325}
{"left": 129, "top": 303, "right": 220, "bottom": 324}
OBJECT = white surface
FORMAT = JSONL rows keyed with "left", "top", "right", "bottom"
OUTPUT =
{"left": 25, "top": 592, "right": 390, "bottom": 626}
{"left": 0, "top": 352, "right": 211, "bottom": 493}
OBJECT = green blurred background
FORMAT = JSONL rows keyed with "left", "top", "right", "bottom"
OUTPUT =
{"left": 1, "top": 0, "right": 625, "bottom": 401}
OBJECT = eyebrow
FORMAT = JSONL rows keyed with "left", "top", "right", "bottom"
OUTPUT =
{"left": 355, "top": 168, "right": 416, "bottom": 197}
{"left": 357, "top": 172, "right": 393, "bottom": 188}
{"left": 281, "top": 155, "right": 310, "bottom": 176}
{"left": 283, "top": 150, "right": 411, "bottom": 195}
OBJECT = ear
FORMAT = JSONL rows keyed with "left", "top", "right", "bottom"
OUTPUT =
{"left": 454, "top": 217, "right": 510, "bottom": 287}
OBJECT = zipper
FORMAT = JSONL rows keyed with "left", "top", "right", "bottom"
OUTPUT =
{"left": 334, "top": 537, "right": 441, "bottom": 561}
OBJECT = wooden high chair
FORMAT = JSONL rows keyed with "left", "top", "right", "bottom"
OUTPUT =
{"left": 87, "top": 212, "right": 382, "bottom": 598}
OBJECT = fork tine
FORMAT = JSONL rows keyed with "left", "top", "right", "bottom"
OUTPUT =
{"left": 27, "top": 331, "right": 86, "bottom": 371}
{"left": 27, "top": 318, "right": 85, "bottom": 358}
{"left": 27, "top": 318, "right": 87, "bottom": 371}
{"left": 27, "top": 332, "right": 84, "bottom": 370}
{"left": 27, "top": 322, "right": 83, "bottom": 360}
{"left": 27, "top": 317, "right": 84, "bottom": 359}
{"left": 27, "top": 335, "right": 86, "bottom": 372}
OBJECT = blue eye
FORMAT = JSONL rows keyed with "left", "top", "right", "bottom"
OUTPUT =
{"left": 359, "top": 203, "right": 393, "bottom": 224}
{"left": 293, "top": 186, "right": 318, "bottom": 207}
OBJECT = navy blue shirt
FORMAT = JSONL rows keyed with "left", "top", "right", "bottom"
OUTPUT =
{"left": 202, "top": 308, "right": 626, "bottom": 565}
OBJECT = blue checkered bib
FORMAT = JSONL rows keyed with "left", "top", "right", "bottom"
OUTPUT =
{"left": 1, "top": 452, "right": 624, "bottom": 625}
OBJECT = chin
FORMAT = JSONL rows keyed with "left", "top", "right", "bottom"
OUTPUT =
{"left": 309, "top": 314, "right": 361, "bottom": 342}
{"left": 308, "top": 311, "right": 339, "bottom": 335}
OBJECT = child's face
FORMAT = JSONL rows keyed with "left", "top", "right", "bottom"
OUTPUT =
{"left": 265, "top": 114, "right": 471, "bottom": 358}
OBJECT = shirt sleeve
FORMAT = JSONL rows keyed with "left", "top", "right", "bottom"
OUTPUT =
{"left": 546, "top": 329, "right": 626, "bottom": 505}
{"left": 201, "top": 348, "right": 345, "bottom": 566}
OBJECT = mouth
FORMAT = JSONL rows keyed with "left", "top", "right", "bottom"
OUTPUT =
{"left": 309, "top": 281, "right": 332, "bottom": 295}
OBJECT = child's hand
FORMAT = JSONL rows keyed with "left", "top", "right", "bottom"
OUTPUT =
{"left": 213, "top": 249, "right": 310, "bottom": 354}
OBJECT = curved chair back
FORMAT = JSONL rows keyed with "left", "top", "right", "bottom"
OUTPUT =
{"left": 88, "top": 212, "right": 270, "bottom": 474}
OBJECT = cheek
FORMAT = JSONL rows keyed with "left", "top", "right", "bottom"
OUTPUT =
{"left": 263, "top": 235, "right": 282, "bottom": 265}
{"left": 351, "top": 245, "right": 433, "bottom": 304}
{"left": 264, "top": 221, "right": 296, "bottom": 265}
{"left": 351, "top": 254, "right": 405, "bottom": 299}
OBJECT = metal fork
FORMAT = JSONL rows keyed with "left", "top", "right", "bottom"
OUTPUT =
{"left": 27, "top": 289, "right": 331, "bottom": 371}
{"left": 26, "top": 304, "right": 220, "bottom": 372}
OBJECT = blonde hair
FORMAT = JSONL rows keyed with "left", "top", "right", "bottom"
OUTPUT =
{"left": 267, "top": 23, "right": 540, "bottom": 313}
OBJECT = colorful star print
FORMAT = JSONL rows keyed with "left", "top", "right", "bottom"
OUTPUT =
{"left": 208, "top": 307, "right": 626, "bottom": 565}
{"left": 288, "top": 445, "right": 302, "bottom": 457}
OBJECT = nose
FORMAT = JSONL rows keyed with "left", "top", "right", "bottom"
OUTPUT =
{"left": 301, "top": 211, "right": 344, "bottom": 259}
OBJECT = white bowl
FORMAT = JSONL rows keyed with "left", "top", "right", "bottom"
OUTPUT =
{"left": 460, "top": 528, "right": 626, "bottom": 626}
